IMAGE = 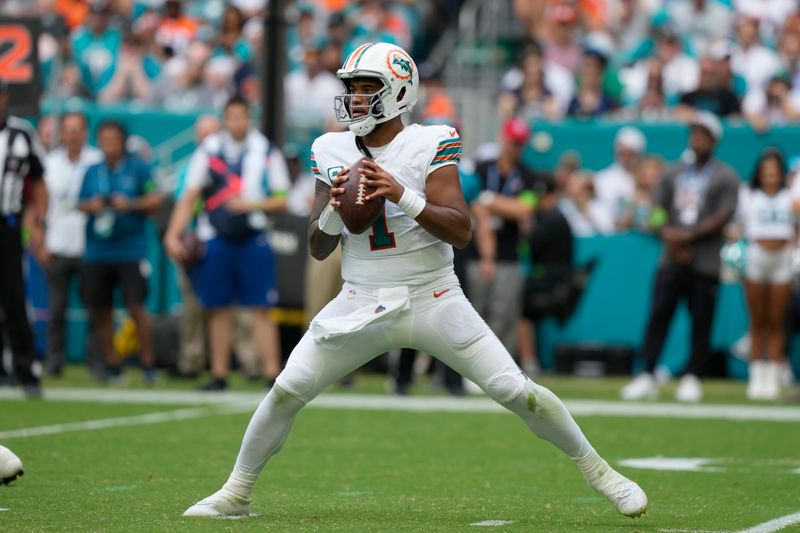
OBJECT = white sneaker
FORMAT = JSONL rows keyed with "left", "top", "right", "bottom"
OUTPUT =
{"left": 762, "top": 362, "right": 781, "bottom": 401}
{"left": 675, "top": 374, "right": 702, "bottom": 403}
{"left": 0, "top": 445, "right": 23, "bottom": 485}
{"left": 620, "top": 373, "right": 659, "bottom": 401}
{"left": 746, "top": 361, "right": 766, "bottom": 400}
{"left": 183, "top": 488, "right": 251, "bottom": 518}
{"left": 581, "top": 458, "right": 648, "bottom": 517}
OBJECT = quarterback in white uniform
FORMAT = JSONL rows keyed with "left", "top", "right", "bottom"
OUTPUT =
{"left": 183, "top": 42, "right": 648, "bottom": 521}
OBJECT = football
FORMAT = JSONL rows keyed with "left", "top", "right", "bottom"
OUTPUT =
{"left": 179, "top": 232, "right": 206, "bottom": 268}
{"left": 0, "top": 445, "right": 23, "bottom": 485}
{"left": 338, "top": 158, "right": 385, "bottom": 235}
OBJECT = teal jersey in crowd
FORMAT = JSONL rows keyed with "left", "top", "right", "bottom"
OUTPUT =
{"left": 71, "top": 27, "right": 122, "bottom": 95}
{"left": 458, "top": 162, "right": 481, "bottom": 205}
{"left": 79, "top": 155, "right": 155, "bottom": 263}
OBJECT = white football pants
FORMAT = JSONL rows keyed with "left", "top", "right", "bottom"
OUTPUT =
{"left": 232, "top": 273, "right": 591, "bottom": 479}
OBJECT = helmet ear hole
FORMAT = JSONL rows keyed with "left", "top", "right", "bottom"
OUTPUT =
{"left": 397, "top": 87, "right": 406, "bottom": 102}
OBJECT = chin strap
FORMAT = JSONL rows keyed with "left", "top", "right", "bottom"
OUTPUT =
{"left": 354, "top": 136, "right": 373, "bottom": 159}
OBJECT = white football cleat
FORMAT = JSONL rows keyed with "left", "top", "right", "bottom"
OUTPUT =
{"left": 590, "top": 468, "right": 649, "bottom": 518}
{"left": 577, "top": 451, "right": 648, "bottom": 518}
{"left": 0, "top": 445, "right": 23, "bottom": 485}
{"left": 620, "top": 373, "right": 659, "bottom": 401}
{"left": 183, "top": 488, "right": 251, "bottom": 518}
{"left": 675, "top": 374, "right": 702, "bottom": 403}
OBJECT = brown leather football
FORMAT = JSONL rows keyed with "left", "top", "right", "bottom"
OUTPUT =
{"left": 338, "top": 158, "right": 385, "bottom": 235}
{"left": 179, "top": 232, "right": 206, "bottom": 268}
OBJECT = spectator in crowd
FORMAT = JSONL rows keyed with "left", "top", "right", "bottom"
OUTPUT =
{"left": 558, "top": 169, "right": 615, "bottom": 235}
{"left": 285, "top": 40, "right": 343, "bottom": 128}
{"left": 164, "top": 96, "right": 290, "bottom": 391}
{"left": 78, "top": 120, "right": 163, "bottom": 383}
{"left": 732, "top": 15, "right": 782, "bottom": 96}
{"left": 0, "top": 82, "right": 47, "bottom": 396}
{"left": 616, "top": 59, "right": 672, "bottom": 121}
{"left": 617, "top": 155, "right": 664, "bottom": 232}
{"left": 98, "top": 31, "right": 157, "bottom": 104}
{"left": 214, "top": 5, "right": 252, "bottom": 65}
{"left": 621, "top": 25, "right": 699, "bottom": 106}
{"left": 620, "top": 112, "right": 740, "bottom": 402}
{"left": 667, "top": 0, "right": 733, "bottom": 56}
{"left": 346, "top": 0, "right": 412, "bottom": 55}
{"left": 737, "top": 149, "right": 796, "bottom": 400}
{"left": 593, "top": 127, "right": 646, "bottom": 228}
{"left": 70, "top": 0, "right": 122, "bottom": 96}
{"left": 498, "top": 45, "right": 563, "bottom": 122}
{"left": 541, "top": 3, "right": 581, "bottom": 72}
{"left": 155, "top": 0, "right": 198, "bottom": 56}
{"left": 500, "top": 42, "right": 575, "bottom": 114}
{"left": 567, "top": 49, "right": 617, "bottom": 118}
{"left": 37, "top": 115, "right": 57, "bottom": 154}
{"left": 42, "top": 112, "right": 102, "bottom": 376}
{"left": 467, "top": 117, "right": 540, "bottom": 362}
{"left": 743, "top": 75, "right": 800, "bottom": 131}
{"left": 50, "top": 63, "right": 94, "bottom": 103}
{"left": 778, "top": 30, "right": 800, "bottom": 90}
{"left": 150, "top": 41, "right": 217, "bottom": 110}
{"left": 734, "top": 0, "right": 796, "bottom": 45}
{"left": 709, "top": 40, "right": 748, "bottom": 99}
{"left": 606, "top": 0, "right": 651, "bottom": 57}
{"left": 676, "top": 56, "right": 741, "bottom": 119}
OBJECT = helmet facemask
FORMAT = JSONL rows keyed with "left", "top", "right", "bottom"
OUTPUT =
{"left": 334, "top": 78, "right": 393, "bottom": 136}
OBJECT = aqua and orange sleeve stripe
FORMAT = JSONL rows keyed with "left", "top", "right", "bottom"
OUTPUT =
{"left": 432, "top": 137, "right": 462, "bottom": 165}
{"left": 310, "top": 152, "right": 321, "bottom": 177}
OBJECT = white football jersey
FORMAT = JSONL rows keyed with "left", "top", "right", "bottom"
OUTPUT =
{"left": 311, "top": 123, "right": 462, "bottom": 286}
{"left": 738, "top": 187, "right": 795, "bottom": 241}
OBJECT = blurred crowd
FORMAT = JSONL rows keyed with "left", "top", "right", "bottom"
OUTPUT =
{"left": 0, "top": 0, "right": 449, "bottom": 122}
{"left": 503, "top": 0, "right": 800, "bottom": 131}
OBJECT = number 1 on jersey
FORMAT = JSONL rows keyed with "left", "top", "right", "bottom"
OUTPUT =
{"left": 369, "top": 209, "right": 396, "bottom": 251}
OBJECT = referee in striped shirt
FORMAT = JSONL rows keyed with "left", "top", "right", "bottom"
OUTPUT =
{"left": 0, "top": 80, "right": 47, "bottom": 396}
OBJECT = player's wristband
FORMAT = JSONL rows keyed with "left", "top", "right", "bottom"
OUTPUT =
{"left": 397, "top": 188, "right": 426, "bottom": 219}
{"left": 318, "top": 204, "right": 345, "bottom": 235}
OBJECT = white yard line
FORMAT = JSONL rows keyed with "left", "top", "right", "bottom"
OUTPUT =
{"left": 0, "top": 403, "right": 253, "bottom": 439}
{"left": 735, "top": 511, "right": 800, "bottom": 533}
{"left": 1, "top": 388, "right": 800, "bottom": 422}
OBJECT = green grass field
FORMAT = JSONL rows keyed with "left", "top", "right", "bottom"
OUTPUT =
{"left": 1, "top": 370, "right": 799, "bottom": 532}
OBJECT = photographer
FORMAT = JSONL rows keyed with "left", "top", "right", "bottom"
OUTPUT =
{"left": 78, "top": 120, "right": 163, "bottom": 382}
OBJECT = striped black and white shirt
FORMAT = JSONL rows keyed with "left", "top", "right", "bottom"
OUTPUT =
{"left": 0, "top": 116, "right": 45, "bottom": 217}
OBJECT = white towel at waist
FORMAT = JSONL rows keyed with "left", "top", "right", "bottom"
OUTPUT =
{"left": 309, "top": 286, "right": 410, "bottom": 342}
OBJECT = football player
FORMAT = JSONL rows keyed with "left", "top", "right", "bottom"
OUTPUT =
{"left": 184, "top": 42, "right": 648, "bottom": 520}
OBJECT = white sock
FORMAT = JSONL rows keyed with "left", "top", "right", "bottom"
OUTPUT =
{"left": 227, "top": 385, "right": 306, "bottom": 497}
{"left": 502, "top": 379, "right": 592, "bottom": 459}
{"left": 573, "top": 448, "right": 611, "bottom": 486}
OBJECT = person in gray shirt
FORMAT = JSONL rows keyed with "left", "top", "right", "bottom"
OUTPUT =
{"left": 621, "top": 112, "right": 740, "bottom": 403}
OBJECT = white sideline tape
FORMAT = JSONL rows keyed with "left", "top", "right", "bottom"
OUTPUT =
{"left": 1, "top": 388, "right": 800, "bottom": 422}
{"left": 736, "top": 511, "right": 800, "bottom": 533}
{"left": 0, "top": 403, "right": 252, "bottom": 439}
{"left": 658, "top": 511, "right": 800, "bottom": 533}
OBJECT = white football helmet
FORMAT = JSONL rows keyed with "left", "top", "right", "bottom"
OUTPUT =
{"left": 335, "top": 42, "right": 419, "bottom": 136}
{"left": 0, "top": 445, "right": 23, "bottom": 485}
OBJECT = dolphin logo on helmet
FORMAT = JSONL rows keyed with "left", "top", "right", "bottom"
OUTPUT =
{"left": 334, "top": 42, "right": 420, "bottom": 136}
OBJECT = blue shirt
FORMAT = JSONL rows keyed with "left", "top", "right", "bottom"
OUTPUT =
{"left": 79, "top": 155, "right": 153, "bottom": 263}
